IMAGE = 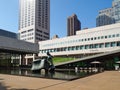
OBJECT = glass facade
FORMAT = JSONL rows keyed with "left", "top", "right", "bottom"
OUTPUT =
{"left": 96, "top": 0, "right": 120, "bottom": 26}
{"left": 0, "top": 29, "right": 17, "bottom": 39}
{"left": 40, "top": 41, "right": 120, "bottom": 54}
{"left": 39, "top": 33, "right": 120, "bottom": 54}
{"left": 112, "top": 0, "right": 120, "bottom": 23}
{"left": 96, "top": 14, "right": 115, "bottom": 27}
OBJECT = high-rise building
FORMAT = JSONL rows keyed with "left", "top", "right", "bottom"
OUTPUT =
{"left": 112, "top": 0, "right": 120, "bottom": 23}
{"left": 19, "top": 0, "right": 50, "bottom": 43}
{"left": 96, "top": 0, "right": 120, "bottom": 27}
{"left": 96, "top": 8, "right": 115, "bottom": 27}
{"left": 18, "top": 0, "right": 50, "bottom": 65}
{"left": 67, "top": 14, "right": 81, "bottom": 36}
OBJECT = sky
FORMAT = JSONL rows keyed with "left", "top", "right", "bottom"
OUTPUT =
{"left": 0, "top": 0, "right": 113, "bottom": 38}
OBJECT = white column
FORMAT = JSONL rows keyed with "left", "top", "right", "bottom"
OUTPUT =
{"left": 26, "top": 58, "right": 28, "bottom": 65}
{"left": 19, "top": 55, "right": 22, "bottom": 65}
{"left": 33, "top": 54, "right": 35, "bottom": 61}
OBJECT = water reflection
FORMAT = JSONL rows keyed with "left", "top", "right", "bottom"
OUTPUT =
{"left": 0, "top": 68, "right": 99, "bottom": 80}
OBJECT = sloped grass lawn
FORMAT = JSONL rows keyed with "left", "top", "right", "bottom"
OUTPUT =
{"left": 53, "top": 57, "right": 75, "bottom": 64}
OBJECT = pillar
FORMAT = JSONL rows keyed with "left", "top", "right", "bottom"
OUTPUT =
{"left": 26, "top": 58, "right": 28, "bottom": 65}
{"left": 19, "top": 55, "right": 22, "bottom": 66}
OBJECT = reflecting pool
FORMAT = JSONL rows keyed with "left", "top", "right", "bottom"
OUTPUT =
{"left": 0, "top": 68, "right": 100, "bottom": 81}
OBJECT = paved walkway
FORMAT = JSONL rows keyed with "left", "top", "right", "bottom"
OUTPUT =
{"left": 0, "top": 71, "right": 120, "bottom": 90}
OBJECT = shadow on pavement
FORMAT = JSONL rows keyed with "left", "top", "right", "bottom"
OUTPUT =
{"left": 0, "top": 78, "right": 11, "bottom": 90}
{"left": 0, "top": 83, "right": 7, "bottom": 90}
{"left": 9, "top": 88, "right": 33, "bottom": 90}
{"left": 0, "top": 78, "right": 34, "bottom": 90}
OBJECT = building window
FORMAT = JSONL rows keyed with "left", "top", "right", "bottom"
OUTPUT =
{"left": 116, "top": 34, "right": 120, "bottom": 37}
{"left": 80, "top": 46, "right": 84, "bottom": 50}
{"left": 91, "top": 38, "right": 93, "bottom": 40}
{"left": 108, "top": 35, "right": 111, "bottom": 38}
{"left": 105, "top": 43, "right": 110, "bottom": 47}
{"left": 89, "top": 45, "right": 93, "bottom": 49}
{"left": 117, "top": 42, "right": 120, "bottom": 46}
{"left": 105, "top": 36, "right": 107, "bottom": 39}
{"left": 111, "top": 42, "right": 116, "bottom": 47}
{"left": 28, "top": 29, "right": 33, "bottom": 32}
{"left": 99, "top": 43, "right": 104, "bottom": 48}
{"left": 101, "top": 36, "right": 104, "bottom": 39}
{"left": 85, "top": 45, "right": 89, "bottom": 49}
{"left": 98, "top": 37, "right": 100, "bottom": 39}
{"left": 112, "top": 34, "right": 115, "bottom": 38}
{"left": 76, "top": 46, "right": 79, "bottom": 50}
{"left": 95, "top": 44, "right": 99, "bottom": 48}
{"left": 94, "top": 37, "right": 97, "bottom": 40}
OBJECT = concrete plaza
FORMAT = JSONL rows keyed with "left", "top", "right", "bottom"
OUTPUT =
{"left": 0, "top": 71, "right": 120, "bottom": 90}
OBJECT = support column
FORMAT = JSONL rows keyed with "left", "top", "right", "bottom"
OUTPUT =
{"left": 33, "top": 54, "right": 35, "bottom": 61}
{"left": 19, "top": 55, "right": 22, "bottom": 66}
{"left": 19, "top": 54, "right": 25, "bottom": 66}
{"left": 26, "top": 58, "right": 28, "bottom": 65}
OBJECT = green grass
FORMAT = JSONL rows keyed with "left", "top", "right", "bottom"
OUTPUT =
{"left": 53, "top": 57, "right": 75, "bottom": 64}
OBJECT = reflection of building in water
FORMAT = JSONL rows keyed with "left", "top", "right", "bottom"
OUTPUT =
{"left": 39, "top": 23, "right": 120, "bottom": 58}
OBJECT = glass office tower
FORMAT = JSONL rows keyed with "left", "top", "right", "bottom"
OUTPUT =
{"left": 96, "top": 8, "right": 115, "bottom": 27}
{"left": 112, "top": 0, "right": 120, "bottom": 23}
{"left": 96, "top": 0, "right": 120, "bottom": 26}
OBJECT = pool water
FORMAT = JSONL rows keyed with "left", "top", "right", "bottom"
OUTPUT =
{"left": 0, "top": 68, "right": 99, "bottom": 81}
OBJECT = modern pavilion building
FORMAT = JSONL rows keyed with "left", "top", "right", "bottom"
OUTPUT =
{"left": 0, "top": 29, "right": 17, "bottom": 39}
{"left": 39, "top": 23, "right": 120, "bottom": 58}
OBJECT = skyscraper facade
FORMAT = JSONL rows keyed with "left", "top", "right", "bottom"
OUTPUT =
{"left": 112, "top": 0, "right": 120, "bottom": 23}
{"left": 67, "top": 14, "right": 81, "bottom": 36}
{"left": 96, "top": 0, "right": 120, "bottom": 27}
{"left": 96, "top": 8, "right": 115, "bottom": 27}
{"left": 19, "top": 0, "right": 50, "bottom": 43}
{"left": 18, "top": 0, "right": 50, "bottom": 65}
